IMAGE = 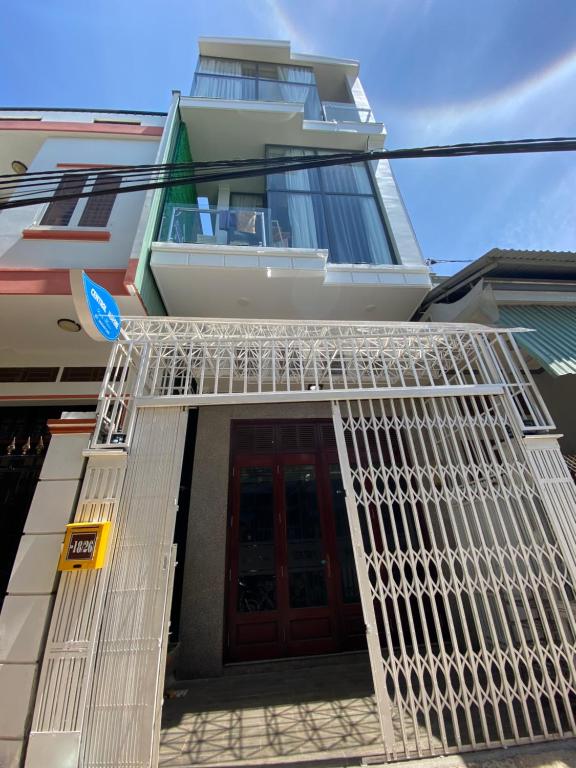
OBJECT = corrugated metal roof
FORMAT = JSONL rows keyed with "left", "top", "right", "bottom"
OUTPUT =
{"left": 415, "top": 248, "right": 576, "bottom": 318}
{"left": 499, "top": 304, "right": 576, "bottom": 376}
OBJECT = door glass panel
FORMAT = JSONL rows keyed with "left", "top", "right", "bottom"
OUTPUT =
{"left": 237, "top": 466, "right": 276, "bottom": 612}
{"left": 330, "top": 464, "right": 360, "bottom": 603}
{"left": 285, "top": 465, "right": 328, "bottom": 608}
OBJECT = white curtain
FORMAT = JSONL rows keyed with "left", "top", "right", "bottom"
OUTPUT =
{"left": 324, "top": 196, "right": 392, "bottom": 264}
{"left": 196, "top": 57, "right": 243, "bottom": 75}
{"left": 277, "top": 65, "right": 315, "bottom": 84}
{"left": 194, "top": 58, "right": 246, "bottom": 99}
{"left": 288, "top": 194, "right": 319, "bottom": 249}
{"left": 277, "top": 66, "right": 319, "bottom": 117}
{"left": 268, "top": 146, "right": 316, "bottom": 192}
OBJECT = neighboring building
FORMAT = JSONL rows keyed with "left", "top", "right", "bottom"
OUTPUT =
{"left": 0, "top": 107, "right": 166, "bottom": 606}
{"left": 0, "top": 106, "right": 166, "bottom": 768}
{"left": 415, "top": 248, "right": 576, "bottom": 461}
{"left": 1, "top": 39, "right": 575, "bottom": 768}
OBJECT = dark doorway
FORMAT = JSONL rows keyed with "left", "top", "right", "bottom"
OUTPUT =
{"left": 0, "top": 406, "right": 83, "bottom": 608}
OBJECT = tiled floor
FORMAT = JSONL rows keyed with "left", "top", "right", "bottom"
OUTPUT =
{"left": 159, "top": 653, "right": 387, "bottom": 767}
{"left": 158, "top": 652, "right": 575, "bottom": 768}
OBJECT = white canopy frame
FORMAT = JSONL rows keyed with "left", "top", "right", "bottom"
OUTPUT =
{"left": 92, "top": 317, "right": 553, "bottom": 449}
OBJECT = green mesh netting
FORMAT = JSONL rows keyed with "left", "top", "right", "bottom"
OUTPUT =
{"left": 158, "top": 123, "right": 196, "bottom": 239}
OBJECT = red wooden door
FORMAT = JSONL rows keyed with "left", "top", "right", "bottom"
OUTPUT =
{"left": 225, "top": 421, "right": 365, "bottom": 663}
{"left": 227, "top": 455, "right": 281, "bottom": 661}
{"left": 281, "top": 454, "right": 338, "bottom": 656}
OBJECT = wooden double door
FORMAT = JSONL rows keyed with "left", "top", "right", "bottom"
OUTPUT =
{"left": 225, "top": 420, "right": 365, "bottom": 662}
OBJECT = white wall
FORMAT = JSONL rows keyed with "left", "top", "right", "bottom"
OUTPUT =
{"left": 348, "top": 75, "right": 428, "bottom": 272}
{"left": 0, "top": 136, "right": 160, "bottom": 270}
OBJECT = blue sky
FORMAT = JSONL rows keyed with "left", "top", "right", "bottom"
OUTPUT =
{"left": 3, "top": 0, "right": 576, "bottom": 274}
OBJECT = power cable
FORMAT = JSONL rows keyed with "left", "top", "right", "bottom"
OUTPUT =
{"left": 1, "top": 137, "right": 575, "bottom": 211}
{"left": 426, "top": 259, "right": 475, "bottom": 265}
{"left": 0, "top": 152, "right": 363, "bottom": 199}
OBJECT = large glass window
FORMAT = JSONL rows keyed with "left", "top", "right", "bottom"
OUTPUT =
{"left": 266, "top": 146, "right": 394, "bottom": 265}
{"left": 192, "top": 57, "right": 321, "bottom": 119}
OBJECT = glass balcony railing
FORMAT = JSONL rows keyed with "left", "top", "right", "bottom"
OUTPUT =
{"left": 191, "top": 74, "right": 322, "bottom": 119}
{"left": 322, "top": 102, "right": 373, "bottom": 123}
{"left": 161, "top": 205, "right": 276, "bottom": 248}
{"left": 190, "top": 74, "right": 375, "bottom": 124}
{"left": 159, "top": 199, "right": 394, "bottom": 265}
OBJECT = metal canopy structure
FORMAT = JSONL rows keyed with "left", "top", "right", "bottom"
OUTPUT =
{"left": 32, "top": 318, "right": 575, "bottom": 768}
{"left": 93, "top": 317, "right": 553, "bottom": 448}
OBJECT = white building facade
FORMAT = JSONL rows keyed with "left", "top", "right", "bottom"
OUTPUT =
{"left": 1, "top": 38, "right": 575, "bottom": 768}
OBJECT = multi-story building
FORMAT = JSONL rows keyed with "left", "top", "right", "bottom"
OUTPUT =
{"left": 1, "top": 38, "right": 575, "bottom": 768}
{"left": 0, "top": 105, "right": 166, "bottom": 768}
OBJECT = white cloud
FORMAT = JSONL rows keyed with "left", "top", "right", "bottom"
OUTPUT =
{"left": 502, "top": 165, "right": 576, "bottom": 251}
{"left": 247, "top": 0, "right": 317, "bottom": 53}
{"left": 399, "top": 47, "right": 576, "bottom": 145}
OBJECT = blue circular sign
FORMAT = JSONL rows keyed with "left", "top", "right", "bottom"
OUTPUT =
{"left": 82, "top": 272, "right": 121, "bottom": 341}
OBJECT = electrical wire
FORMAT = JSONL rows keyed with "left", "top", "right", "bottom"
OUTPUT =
{"left": 0, "top": 152, "right": 363, "bottom": 200}
{"left": 1, "top": 137, "right": 575, "bottom": 211}
{"left": 426, "top": 259, "right": 475, "bottom": 264}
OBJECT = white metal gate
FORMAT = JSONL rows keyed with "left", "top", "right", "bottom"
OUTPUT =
{"left": 80, "top": 407, "right": 187, "bottom": 768}
{"left": 332, "top": 394, "right": 576, "bottom": 760}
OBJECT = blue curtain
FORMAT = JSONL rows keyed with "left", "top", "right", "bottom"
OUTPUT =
{"left": 324, "top": 196, "right": 392, "bottom": 264}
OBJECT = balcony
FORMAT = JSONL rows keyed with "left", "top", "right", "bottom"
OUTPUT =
{"left": 322, "top": 102, "right": 372, "bottom": 123}
{"left": 160, "top": 204, "right": 277, "bottom": 248}
{"left": 190, "top": 75, "right": 374, "bottom": 126}
{"left": 191, "top": 73, "right": 323, "bottom": 120}
{"left": 150, "top": 203, "right": 431, "bottom": 322}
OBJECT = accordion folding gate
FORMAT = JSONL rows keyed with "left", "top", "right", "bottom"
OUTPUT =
{"left": 28, "top": 318, "right": 576, "bottom": 767}
{"left": 332, "top": 395, "right": 576, "bottom": 758}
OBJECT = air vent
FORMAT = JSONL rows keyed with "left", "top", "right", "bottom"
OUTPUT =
{"left": 232, "top": 420, "right": 341, "bottom": 455}
{"left": 60, "top": 367, "right": 107, "bottom": 382}
{"left": 0, "top": 367, "right": 59, "bottom": 383}
{"left": 320, "top": 424, "right": 337, "bottom": 450}
{"left": 278, "top": 423, "right": 316, "bottom": 452}
{"left": 234, "top": 423, "right": 275, "bottom": 453}
{"left": 320, "top": 422, "right": 356, "bottom": 455}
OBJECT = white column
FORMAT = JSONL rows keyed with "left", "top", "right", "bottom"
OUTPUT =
{"left": 523, "top": 433, "right": 576, "bottom": 583}
{"left": 25, "top": 448, "right": 127, "bottom": 768}
{"left": 216, "top": 184, "right": 230, "bottom": 244}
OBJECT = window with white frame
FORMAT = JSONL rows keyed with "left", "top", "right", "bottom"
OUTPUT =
{"left": 39, "top": 172, "right": 121, "bottom": 228}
